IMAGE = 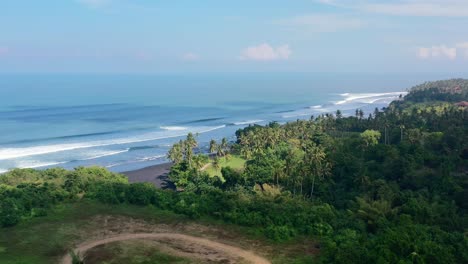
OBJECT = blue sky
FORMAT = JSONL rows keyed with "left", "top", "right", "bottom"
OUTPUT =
{"left": 1, "top": 0, "right": 468, "bottom": 73}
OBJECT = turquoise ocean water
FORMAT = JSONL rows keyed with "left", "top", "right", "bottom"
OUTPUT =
{"left": 0, "top": 73, "right": 462, "bottom": 173}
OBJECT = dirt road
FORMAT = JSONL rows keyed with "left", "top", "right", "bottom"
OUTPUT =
{"left": 61, "top": 233, "right": 270, "bottom": 264}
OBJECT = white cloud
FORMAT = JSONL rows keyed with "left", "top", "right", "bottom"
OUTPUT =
{"left": 418, "top": 47, "right": 431, "bottom": 59}
{"left": 417, "top": 45, "right": 457, "bottom": 60}
{"left": 276, "top": 14, "right": 364, "bottom": 32}
{"left": 182, "top": 52, "right": 200, "bottom": 61}
{"left": 318, "top": 0, "right": 468, "bottom": 17}
{"left": 76, "top": 0, "right": 111, "bottom": 9}
{"left": 240, "top": 43, "right": 291, "bottom": 61}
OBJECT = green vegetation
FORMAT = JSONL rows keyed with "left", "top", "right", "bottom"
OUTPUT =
{"left": 204, "top": 155, "right": 246, "bottom": 177}
{"left": 84, "top": 241, "right": 193, "bottom": 264}
{"left": 0, "top": 200, "right": 188, "bottom": 264}
{"left": 1, "top": 79, "right": 468, "bottom": 264}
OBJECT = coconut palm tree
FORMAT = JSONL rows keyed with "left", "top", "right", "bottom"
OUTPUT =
{"left": 209, "top": 139, "right": 217, "bottom": 154}
{"left": 304, "top": 142, "right": 330, "bottom": 199}
{"left": 168, "top": 141, "right": 183, "bottom": 164}
{"left": 192, "top": 154, "right": 206, "bottom": 172}
{"left": 184, "top": 133, "right": 198, "bottom": 168}
{"left": 336, "top": 109, "right": 342, "bottom": 119}
{"left": 221, "top": 137, "right": 228, "bottom": 150}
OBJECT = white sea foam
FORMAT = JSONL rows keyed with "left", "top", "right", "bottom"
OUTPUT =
{"left": 334, "top": 92, "right": 407, "bottom": 105}
{"left": 0, "top": 125, "right": 226, "bottom": 160}
{"left": 160, "top": 126, "right": 188, "bottom": 131}
{"left": 282, "top": 91, "right": 407, "bottom": 118}
{"left": 13, "top": 160, "right": 68, "bottom": 170}
{"left": 106, "top": 162, "right": 126, "bottom": 168}
{"left": 80, "top": 149, "right": 130, "bottom": 161}
{"left": 138, "top": 154, "right": 166, "bottom": 161}
{"left": 233, "top": 120, "right": 264, "bottom": 125}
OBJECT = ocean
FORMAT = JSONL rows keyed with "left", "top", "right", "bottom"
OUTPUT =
{"left": 0, "top": 73, "right": 461, "bottom": 173}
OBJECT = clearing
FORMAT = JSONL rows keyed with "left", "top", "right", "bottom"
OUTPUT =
{"left": 204, "top": 156, "right": 246, "bottom": 177}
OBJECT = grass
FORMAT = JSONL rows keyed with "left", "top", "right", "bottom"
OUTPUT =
{"left": 0, "top": 199, "right": 315, "bottom": 264}
{"left": 204, "top": 155, "right": 246, "bottom": 177}
{"left": 84, "top": 241, "right": 195, "bottom": 264}
{"left": 0, "top": 201, "right": 188, "bottom": 264}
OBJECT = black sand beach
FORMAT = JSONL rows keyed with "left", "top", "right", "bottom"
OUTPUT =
{"left": 123, "top": 162, "right": 174, "bottom": 188}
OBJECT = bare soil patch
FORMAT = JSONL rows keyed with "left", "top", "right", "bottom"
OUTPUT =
{"left": 60, "top": 215, "right": 270, "bottom": 264}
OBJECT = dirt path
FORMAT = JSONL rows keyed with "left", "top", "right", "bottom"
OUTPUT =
{"left": 60, "top": 233, "right": 270, "bottom": 264}
{"left": 200, "top": 163, "right": 212, "bottom": 171}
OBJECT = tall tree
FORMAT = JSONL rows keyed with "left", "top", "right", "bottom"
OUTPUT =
{"left": 168, "top": 141, "right": 183, "bottom": 164}
{"left": 209, "top": 139, "right": 217, "bottom": 154}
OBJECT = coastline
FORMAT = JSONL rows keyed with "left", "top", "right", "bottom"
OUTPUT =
{"left": 122, "top": 162, "right": 174, "bottom": 188}
{"left": 0, "top": 87, "right": 407, "bottom": 174}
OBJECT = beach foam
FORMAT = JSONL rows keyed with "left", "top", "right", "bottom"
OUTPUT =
{"left": 138, "top": 154, "right": 166, "bottom": 162}
{"left": 80, "top": 149, "right": 130, "bottom": 161}
{"left": 282, "top": 91, "right": 407, "bottom": 119}
{"left": 233, "top": 120, "right": 264, "bottom": 125}
{"left": 160, "top": 126, "right": 188, "bottom": 131}
{"left": 334, "top": 92, "right": 407, "bottom": 105}
{"left": 0, "top": 125, "right": 226, "bottom": 160}
{"left": 13, "top": 160, "right": 68, "bottom": 170}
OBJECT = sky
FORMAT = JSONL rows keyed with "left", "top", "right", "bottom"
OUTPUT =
{"left": 0, "top": 0, "right": 468, "bottom": 74}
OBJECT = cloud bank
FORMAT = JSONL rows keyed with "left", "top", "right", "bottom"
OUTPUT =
{"left": 417, "top": 43, "right": 468, "bottom": 60}
{"left": 240, "top": 44, "right": 291, "bottom": 61}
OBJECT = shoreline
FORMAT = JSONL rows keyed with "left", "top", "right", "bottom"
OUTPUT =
{"left": 121, "top": 152, "right": 218, "bottom": 187}
{"left": 122, "top": 162, "right": 174, "bottom": 188}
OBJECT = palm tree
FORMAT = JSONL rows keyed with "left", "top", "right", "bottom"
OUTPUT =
{"left": 186, "top": 133, "right": 198, "bottom": 148}
{"left": 336, "top": 109, "right": 342, "bottom": 119}
{"left": 185, "top": 133, "right": 198, "bottom": 168}
{"left": 399, "top": 124, "right": 405, "bottom": 142}
{"left": 192, "top": 154, "right": 206, "bottom": 172}
{"left": 167, "top": 142, "right": 183, "bottom": 164}
{"left": 185, "top": 144, "right": 194, "bottom": 168}
{"left": 221, "top": 137, "right": 228, "bottom": 150}
{"left": 359, "top": 109, "right": 364, "bottom": 119}
{"left": 216, "top": 144, "right": 225, "bottom": 158}
{"left": 209, "top": 139, "right": 217, "bottom": 154}
{"left": 304, "top": 142, "right": 330, "bottom": 199}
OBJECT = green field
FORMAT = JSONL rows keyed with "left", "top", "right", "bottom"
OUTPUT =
{"left": 204, "top": 156, "right": 246, "bottom": 177}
